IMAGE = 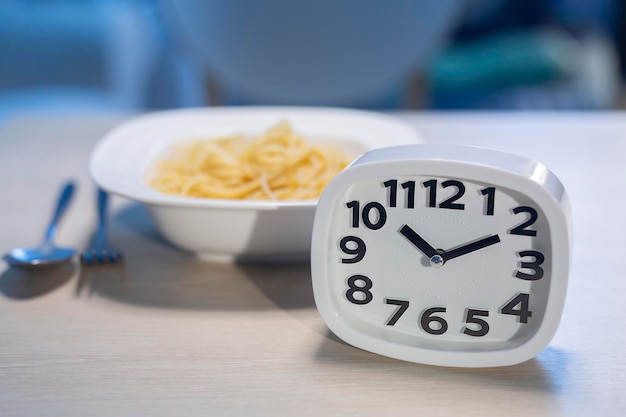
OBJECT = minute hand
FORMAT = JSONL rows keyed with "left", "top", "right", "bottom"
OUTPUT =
{"left": 442, "top": 234, "right": 501, "bottom": 263}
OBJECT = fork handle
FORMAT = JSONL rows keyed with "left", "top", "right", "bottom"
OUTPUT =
{"left": 96, "top": 188, "right": 109, "bottom": 236}
{"left": 98, "top": 188, "right": 107, "bottom": 222}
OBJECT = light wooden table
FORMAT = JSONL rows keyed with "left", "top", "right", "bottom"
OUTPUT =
{"left": 1, "top": 112, "right": 624, "bottom": 416}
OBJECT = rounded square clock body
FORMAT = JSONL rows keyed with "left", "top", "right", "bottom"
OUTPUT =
{"left": 311, "top": 144, "right": 572, "bottom": 367}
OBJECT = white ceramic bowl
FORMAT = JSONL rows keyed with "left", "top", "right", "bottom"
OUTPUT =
{"left": 90, "top": 107, "right": 422, "bottom": 262}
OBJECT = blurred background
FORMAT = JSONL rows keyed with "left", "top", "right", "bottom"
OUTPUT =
{"left": 0, "top": 0, "right": 624, "bottom": 126}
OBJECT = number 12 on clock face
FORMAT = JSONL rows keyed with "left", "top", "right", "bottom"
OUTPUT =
{"left": 311, "top": 144, "right": 572, "bottom": 368}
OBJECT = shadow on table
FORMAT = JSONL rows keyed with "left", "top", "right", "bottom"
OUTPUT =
{"left": 77, "top": 202, "right": 315, "bottom": 311}
{"left": 0, "top": 262, "right": 75, "bottom": 299}
{"left": 314, "top": 330, "right": 571, "bottom": 395}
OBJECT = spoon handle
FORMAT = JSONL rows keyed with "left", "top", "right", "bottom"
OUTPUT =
{"left": 44, "top": 181, "right": 76, "bottom": 243}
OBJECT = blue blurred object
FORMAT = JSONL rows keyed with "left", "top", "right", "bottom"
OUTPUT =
{"left": 430, "top": 29, "right": 578, "bottom": 92}
{"left": 0, "top": 1, "right": 143, "bottom": 119}
{"left": 0, "top": 0, "right": 204, "bottom": 125}
{"left": 0, "top": 0, "right": 622, "bottom": 119}
{"left": 160, "top": 0, "right": 466, "bottom": 108}
{"left": 427, "top": 0, "right": 623, "bottom": 109}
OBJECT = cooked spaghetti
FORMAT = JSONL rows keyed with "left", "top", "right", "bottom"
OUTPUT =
{"left": 148, "top": 122, "right": 352, "bottom": 200}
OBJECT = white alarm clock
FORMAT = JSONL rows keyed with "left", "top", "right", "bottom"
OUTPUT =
{"left": 311, "top": 144, "right": 572, "bottom": 367}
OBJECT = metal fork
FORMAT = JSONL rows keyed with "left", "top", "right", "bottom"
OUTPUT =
{"left": 81, "top": 188, "right": 124, "bottom": 265}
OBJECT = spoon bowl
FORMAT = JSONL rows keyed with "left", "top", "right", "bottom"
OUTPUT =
{"left": 4, "top": 246, "right": 76, "bottom": 268}
{"left": 3, "top": 182, "right": 77, "bottom": 268}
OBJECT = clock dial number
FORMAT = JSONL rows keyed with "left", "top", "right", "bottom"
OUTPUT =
{"left": 463, "top": 309, "right": 490, "bottom": 337}
{"left": 423, "top": 179, "right": 465, "bottom": 210}
{"left": 346, "top": 200, "right": 387, "bottom": 230}
{"left": 515, "top": 250, "right": 545, "bottom": 280}
{"left": 383, "top": 179, "right": 416, "bottom": 208}
{"left": 383, "top": 179, "right": 500, "bottom": 214}
{"left": 345, "top": 275, "right": 373, "bottom": 305}
{"left": 510, "top": 206, "right": 538, "bottom": 236}
{"left": 420, "top": 307, "right": 449, "bottom": 335}
{"left": 339, "top": 236, "right": 366, "bottom": 264}
{"left": 344, "top": 290, "right": 534, "bottom": 334}
{"left": 500, "top": 293, "right": 532, "bottom": 323}
{"left": 385, "top": 298, "right": 410, "bottom": 326}
{"left": 480, "top": 187, "right": 496, "bottom": 216}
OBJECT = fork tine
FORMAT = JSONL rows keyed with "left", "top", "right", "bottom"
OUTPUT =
{"left": 105, "top": 250, "right": 116, "bottom": 264}
{"left": 80, "top": 251, "right": 93, "bottom": 265}
{"left": 108, "top": 251, "right": 122, "bottom": 263}
{"left": 81, "top": 249, "right": 122, "bottom": 265}
{"left": 81, "top": 189, "right": 125, "bottom": 267}
{"left": 97, "top": 251, "right": 106, "bottom": 264}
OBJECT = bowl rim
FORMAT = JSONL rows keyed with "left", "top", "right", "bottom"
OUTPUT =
{"left": 89, "top": 106, "right": 422, "bottom": 210}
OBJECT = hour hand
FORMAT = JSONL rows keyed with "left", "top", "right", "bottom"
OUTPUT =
{"left": 399, "top": 224, "right": 437, "bottom": 258}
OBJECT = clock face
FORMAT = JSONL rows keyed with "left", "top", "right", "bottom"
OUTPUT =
{"left": 311, "top": 145, "right": 571, "bottom": 367}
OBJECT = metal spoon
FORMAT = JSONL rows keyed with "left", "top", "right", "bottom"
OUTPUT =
{"left": 3, "top": 181, "right": 77, "bottom": 268}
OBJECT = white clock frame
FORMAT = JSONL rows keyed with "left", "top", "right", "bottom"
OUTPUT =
{"left": 311, "top": 144, "right": 573, "bottom": 367}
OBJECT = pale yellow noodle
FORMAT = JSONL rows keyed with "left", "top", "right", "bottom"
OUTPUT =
{"left": 149, "top": 122, "right": 351, "bottom": 200}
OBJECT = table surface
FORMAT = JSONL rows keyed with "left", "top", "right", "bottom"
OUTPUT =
{"left": 1, "top": 111, "right": 624, "bottom": 417}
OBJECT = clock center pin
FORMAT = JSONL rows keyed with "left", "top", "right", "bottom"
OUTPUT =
{"left": 430, "top": 254, "right": 445, "bottom": 268}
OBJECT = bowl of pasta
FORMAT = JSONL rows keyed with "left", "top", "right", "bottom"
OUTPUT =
{"left": 90, "top": 107, "right": 422, "bottom": 262}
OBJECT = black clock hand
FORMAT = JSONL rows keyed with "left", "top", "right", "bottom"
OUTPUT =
{"left": 399, "top": 224, "right": 437, "bottom": 258}
{"left": 441, "top": 234, "right": 501, "bottom": 263}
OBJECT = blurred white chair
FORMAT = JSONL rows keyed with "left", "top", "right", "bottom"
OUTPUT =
{"left": 160, "top": 0, "right": 466, "bottom": 108}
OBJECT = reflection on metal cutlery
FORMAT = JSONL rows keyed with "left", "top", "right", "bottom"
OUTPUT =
{"left": 3, "top": 181, "right": 76, "bottom": 268}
